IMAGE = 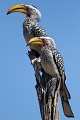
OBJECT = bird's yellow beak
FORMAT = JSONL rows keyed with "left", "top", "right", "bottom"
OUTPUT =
{"left": 27, "top": 37, "right": 44, "bottom": 45}
{"left": 7, "top": 4, "right": 27, "bottom": 15}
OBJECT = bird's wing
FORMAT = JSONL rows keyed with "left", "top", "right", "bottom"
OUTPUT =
{"left": 52, "top": 49, "right": 74, "bottom": 117}
{"left": 31, "top": 24, "right": 47, "bottom": 37}
{"left": 52, "top": 49, "right": 71, "bottom": 98}
{"left": 52, "top": 49, "right": 65, "bottom": 79}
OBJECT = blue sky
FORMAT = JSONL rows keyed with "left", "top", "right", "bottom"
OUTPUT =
{"left": 0, "top": 0, "right": 80, "bottom": 120}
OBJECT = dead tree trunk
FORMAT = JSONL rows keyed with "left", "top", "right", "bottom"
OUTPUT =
{"left": 27, "top": 50, "right": 60, "bottom": 120}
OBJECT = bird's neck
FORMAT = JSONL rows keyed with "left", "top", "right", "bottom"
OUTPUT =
{"left": 23, "top": 17, "right": 37, "bottom": 26}
{"left": 27, "top": 16, "right": 38, "bottom": 22}
{"left": 43, "top": 45, "right": 55, "bottom": 51}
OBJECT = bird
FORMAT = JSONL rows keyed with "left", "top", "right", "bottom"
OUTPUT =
{"left": 27, "top": 36, "right": 74, "bottom": 118}
{"left": 7, "top": 4, "right": 47, "bottom": 55}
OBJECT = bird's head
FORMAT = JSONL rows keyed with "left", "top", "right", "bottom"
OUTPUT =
{"left": 27, "top": 36, "right": 56, "bottom": 48}
{"left": 7, "top": 4, "right": 41, "bottom": 22}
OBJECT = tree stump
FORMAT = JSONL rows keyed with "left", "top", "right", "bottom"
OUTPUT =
{"left": 27, "top": 50, "right": 60, "bottom": 120}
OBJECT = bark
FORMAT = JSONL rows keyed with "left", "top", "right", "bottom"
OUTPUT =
{"left": 27, "top": 50, "right": 60, "bottom": 120}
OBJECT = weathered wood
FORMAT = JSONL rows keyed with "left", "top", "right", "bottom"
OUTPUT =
{"left": 27, "top": 50, "right": 60, "bottom": 120}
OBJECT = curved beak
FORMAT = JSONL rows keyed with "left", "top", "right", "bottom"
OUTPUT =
{"left": 7, "top": 4, "right": 27, "bottom": 15}
{"left": 27, "top": 37, "right": 44, "bottom": 46}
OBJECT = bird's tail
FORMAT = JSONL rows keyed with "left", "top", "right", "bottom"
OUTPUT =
{"left": 64, "top": 82, "right": 71, "bottom": 99}
{"left": 60, "top": 83, "right": 74, "bottom": 117}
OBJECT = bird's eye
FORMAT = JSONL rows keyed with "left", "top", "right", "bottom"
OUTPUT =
{"left": 26, "top": 6, "right": 31, "bottom": 11}
{"left": 42, "top": 38, "right": 46, "bottom": 43}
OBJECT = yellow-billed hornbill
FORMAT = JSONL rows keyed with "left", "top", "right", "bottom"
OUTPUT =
{"left": 27, "top": 36, "right": 74, "bottom": 118}
{"left": 7, "top": 4, "right": 47, "bottom": 55}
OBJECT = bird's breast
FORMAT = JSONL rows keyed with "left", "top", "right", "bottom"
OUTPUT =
{"left": 23, "top": 24, "right": 33, "bottom": 43}
{"left": 41, "top": 50, "right": 59, "bottom": 77}
{"left": 23, "top": 25, "right": 41, "bottom": 53}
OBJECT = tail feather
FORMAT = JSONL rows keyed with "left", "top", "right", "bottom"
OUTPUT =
{"left": 60, "top": 95, "right": 74, "bottom": 117}
{"left": 64, "top": 82, "right": 71, "bottom": 99}
{"left": 60, "top": 83, "right": 74, "bottom": 117}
